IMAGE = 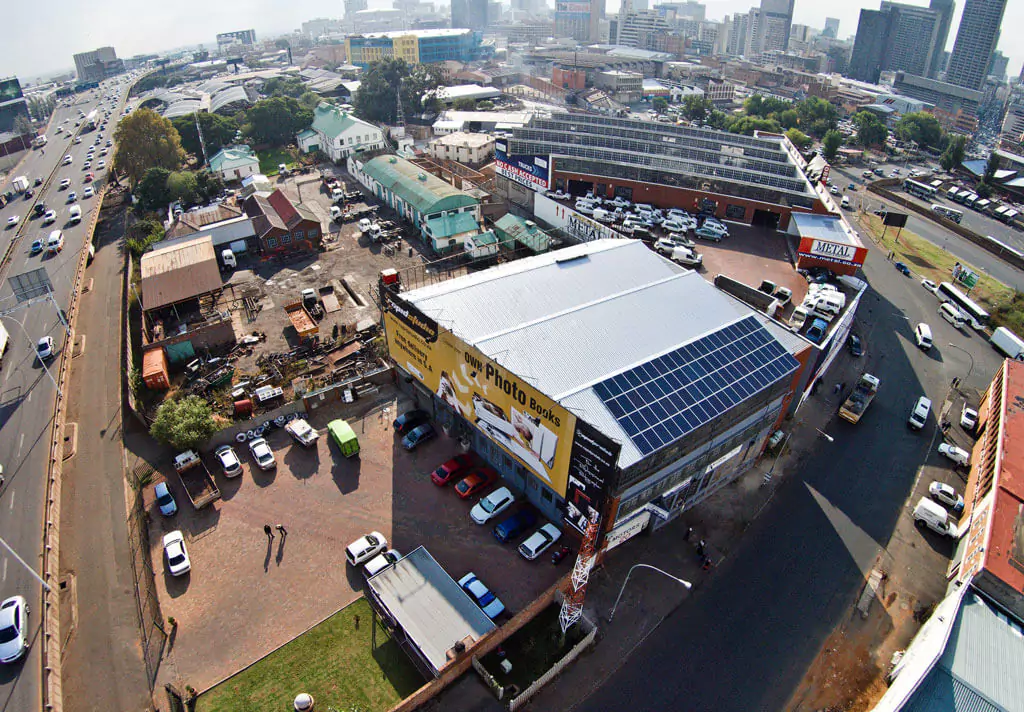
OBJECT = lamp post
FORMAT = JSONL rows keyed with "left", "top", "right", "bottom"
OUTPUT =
{"left": 0, "top": 315, "right": 60, "bottom": 394}
{"left": 0, "top": 535, "right": 51, "bottom": 592}
{"left": 609, "top": 564, "right": 692, "bottom": 622}
{"left": 815, "top": 427, "right": 834, "bottom": 443}
{"left": 947, "top": 342, "right": 974, "bottom": 382}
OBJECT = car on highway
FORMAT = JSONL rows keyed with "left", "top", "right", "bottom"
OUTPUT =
{"left": 247, "top": 437, "right": 276, "bottom": 470}
{"left": 5, "top": 216, "right": 19, "bottom": 229}
{"left": 518, "top": 523, "right": 562, "bottom": 560}
{"left": 83, "top": 173, "right": 94, "bottom": 183}
{"left": 960, "top": 405, "right": 978, "bottom": 431}
{"left": 0, "top": 596, "right": 30, "bottom": 664}
{"left": 83, "top": 161, "right": 91, "bottom": 170}
{"left": 62, "top": 155, "right": 72, "bottom": 165}
{"left": 30, "top": 239, "right": 43, "bottom": 255}
{"left": 42, "top": 210, "right": 56, "bottom": 224}
{"left": 154, "top": 481, "right": 178, "bottom": 516}
{"left": 214, "top": 444, "right": 242, "bottom": 477}
{"left": 431, "top": 453, "right": 476, "bottom": 486}
{"left": 162, "top": 531, "right": 191, "bottom": 576}
{"left": 33, "top": 177, "right": 42, "bottom": 187}
{"left": 455, "top": 467, "right": 498, "bottom": 499}
{"left": 921, "top": 279, "right": 939, "bottom": 294}
{"left": 59, "top": 178, "right": 71, "bottom": 190}
{"left": 459, "top": 572, "right": 505, "bottom": 619}
{"left": 401, "top": 423, "right": 436, "bottom": 451}
{"left": 928, "top": 481, "right": 964, "bottom": 513}
{"left": 829, "top": 185, "right": 839, "bottom": 195}
{"left": 36, "top": 336, "right": 55, "bottom": 362}
{"left": 83, "top": 187, "right": 94, "bottom": 199}
{"left": 66, "top": 191, "right": 77, "bottom": 203}
{"left": 908, "top": 396, "right": 932, "bottom": 431}
{"left": 346, "top": 532, "right": 387, "bottom": 566}
{"left": 74, "top": 137, "right": 82, "bottom": 144}
{"left": 938, "top": 442, "right": 970, "bottom": 467}
{"left": 470, "top": 486, "right": 516, "bottom": 524}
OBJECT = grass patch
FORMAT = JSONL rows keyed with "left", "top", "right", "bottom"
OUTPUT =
{"left": 196, "top": 599, "right": 424, "bottom": 712}
{"left": 257, "top": 146, "right": 298, "bottom": 175}
{"left": 479, "top": 604, "right": 587, "bottom": 692}
{"left": 858, "top": 213, "right": 1020, "bottom": 326}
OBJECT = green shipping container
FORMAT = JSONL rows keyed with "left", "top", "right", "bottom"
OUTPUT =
{"left": 327, "top": 419, "right": 359, "bottom": 458}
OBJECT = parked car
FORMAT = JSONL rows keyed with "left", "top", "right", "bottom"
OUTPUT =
{"left": 285, "top": 418, "right": 320, "bottom": 447}
{"left": 0, "top": 596, "right": 30, "bottom": 663}
{"left": 847, "top": 333, "right": 863, "bottom": 357}
{"left": 36, "top": 336, "right": 55, "bottom": 361}
{"left": 248, "top": 437, "right": 276, "bottom": 470}
{"left": 470, "top": 486, "right": 516, "bottom": 524}
{"left": 163, "top": 531, "right": 191, "bottom": 576}
{"left": 518, "top": 523, "right": 562, "bottom": 560}
{"left": 493, "top": 508, "right": 538, "bottom": 543}
{"left": 401, "top": 423, "right": 436, "bottom": 451}
{"left": 960, "top": 405, "right": 978, "bottom": 431}
{"left": 393, "top": 409, "right": 429, "bottom": 435}
{"left": 214, "top": 444, "right": 242, "bottom": 477}
{"left": 346, "top": 532, "right": 387, "bottom": 566}
{"left": 928, "top": 481, "right": 964, "bottom": 513}
{"left": 430, "top": 453, "right": 476, "bottom": 486}
{"left": 459, "top": 573, "right": 505, "bottom": 619}
{"left": 363, "top": 549, "right": 402, "bottom": 578}
{"left": 805, "top": 318, "right": 828, "bottom": 344}
{"left": 455, "top": 467, "right": 498, "bottom": 499}
{"left": 908, "top": 396, "right": 932, "bottom": 430}
{"left": 938, "top": 442, "right": 970, "bottom": 466}
{"left": 154, "top": 481, "right": 178, "bottom": 516}
{"left": 695, "top": 223, "right": 728, "bottom": 241}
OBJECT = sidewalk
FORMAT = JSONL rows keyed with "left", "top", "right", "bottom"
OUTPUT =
{"left": 429, "top": 365, "right": 858, "bottom": 712}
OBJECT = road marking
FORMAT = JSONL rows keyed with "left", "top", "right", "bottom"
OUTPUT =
{"left": 2, "top": 558, "right": 6, "bottom": 582}
{"left": 17, "top": 433, "right": 23, "bottom": 458}
{"left": 8, "top": 490, "right": 13, "bottom": 510}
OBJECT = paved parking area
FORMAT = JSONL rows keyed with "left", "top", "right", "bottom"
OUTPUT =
{"left": 148, "top": 387, "right": 563, "bottom": 691}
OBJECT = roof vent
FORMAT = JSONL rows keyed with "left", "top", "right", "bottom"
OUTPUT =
{"left": 525, "top": 220, "right": 536, "bottom": 228}
{"left": 418, "top": 173, "right": 428, "bottom": 181}
{"left": 389, "top": 157, "right": 398, "bottom": 164}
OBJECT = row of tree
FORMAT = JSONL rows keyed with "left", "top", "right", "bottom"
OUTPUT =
{"left": 353, "top": 58, "right": 447, "bottom": 123}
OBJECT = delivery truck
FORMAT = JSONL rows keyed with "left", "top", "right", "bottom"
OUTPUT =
{"left": 990, "top": 326, "right": 1024, "bottom": 360}
{"left": 11, "top": 176, "right": 29, "bottom": 193}
{"left": 839, "top": 373, "right": 880, "bottom": 424}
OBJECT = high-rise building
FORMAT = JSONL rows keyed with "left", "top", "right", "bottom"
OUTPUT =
{"left": 452, "top": 0, "right": 488, "bottom": 30}
{"left": 556, "top": 0, "right": 604, "bottom": 42}
{"left": 215, "top": 29, "right": 257, "bottom": 52}
{"left": 73, "top": 47, "right": 125, "bottom": 83}
{"left": 345, "top": 0, "right": 369, "bottom": 18}
{"left": 848, "top": 3, "right": 941, "bottom": 84}
{"left": 927, "top": 0, "right": 955, "bottom": 78}
{"left": 945, "top": 0, "right": 1007, "bottom": 90}
{"left": 822, "top": 17, "right": 840, "bottom": 38}
{"left": 848, "top": 9, "right": 892, "bottom": 83}
{"left": 617, "top": 10, "right": 672, "bottom": 48}
{"left": 759, "top": 0, "right": 794, "bottom": 55}
{"left": 654, "top": 1, "right": 705, "bottom": 22}
{"left": 989, "top": 50, "right": 1009, "bottom": 80}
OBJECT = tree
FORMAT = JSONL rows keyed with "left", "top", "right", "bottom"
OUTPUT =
{"left": 744, "top": 94, "right": 790, "bottom": 118}
{"left": 976, "top": 151, "right": 1001, "bottom": 198}
{"left": 822, "top": 129, "right": 843, "bottom": 161}
{"left": 150, "top": 396, "right": 218, "bottom": 451}
{"left": 894, "top": 112, "right": 944, "bottom": 150}
{"left": 652, "top": 97, "right": 669, "bottom": 114}
{"left": 243, "top": 97, "right": 313, "bottom": 145}
{"left": 126, "top": 218, "right": 165, "bottom": 257}
{"left": 785, "top": 128, "right": 813, "bottom": 150}
{"left": 135, "top": 167, "right": 172, "bottom": 211}
{"left": 775, "top": 109, "right": 800, "bottom": 130}
{"left": 113, "top": 108, "right": 185, "bottom": 186}
{"left": 726, "top": 115, "right": 780, "bottom": 135}
{"left": 171, "top": 113, "right": 239, "bottom": 160}
{"left": 476, "top": 100, "right": 495, "bottom": 111}
{"left": 940, "top": 134, "right": 967, "bottom": 171}
{"left": 852, "top": 111, "right": 888, "bottom": 148}
{"left": 167, "top": 171, "right": 199, "bottom": 205}
{"left": 262, "top": 76, "right": 305, "bottom": 99}
{"left": 707, "top": 110, "right": 729, "bottom": 130}
{"left": 681, "top": 94, "right": 712, "bottom": 122}
{"left": 796, "top": 97, "right": 838, "bottom": 138}
{"left": 195, "top": 170, "right": 225, "bottom": 203}
{"left": 452, "top": 97, "right": 477, "bottom": 111}
{"left": 299, "top": 91, "right": 321, "bottom": 109}
{"left": 353, "top": 58, "right": 447, "bottom": 124}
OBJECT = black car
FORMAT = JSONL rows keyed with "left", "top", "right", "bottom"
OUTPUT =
{"left": 847, "top": 334, "right": 863, "bottom": 357}
{"left": 33, "top": 203, "right": 46, "bottom": 217}
{"left": 392, "top": 409, "right": 429, "bottom": 435}
{"left": 23, "top": 189, "right": 33, "bottom": 200}
{"left": 33, "top": 177, "right": 42, "bottom": 187}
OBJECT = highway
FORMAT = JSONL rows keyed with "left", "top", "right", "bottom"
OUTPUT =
{"left": 0, "top": 77, "right": 133, "bottom": 712}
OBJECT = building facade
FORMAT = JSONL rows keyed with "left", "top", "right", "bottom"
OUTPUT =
{"left": 555, "top": 0, "right": 604, "bottom": 43}
{"left": 451, "top": 0, "right": 488, "bottom": 31}
{"left": 73, "top": 47, "right": 125, "bottom": 83}
{"left": 758, "top": 0, "right": 795, "bottom": 55}
{"left": 927, "top": 0, "right": 954, "bottom": 78}
{"left": 296, "top": 103, "right": 385, "bottom": 162}
{"left": 216, "top": 29, "right": 256, "bottom": 53}
{"left": 208, "top": 145, "right": 260, "bottom": 182}
{"left": 848, "top": 3, "right": 941, "bottom": 84}
{"left": 344, "top": 29, "right": 482, "bottom": 67}
{"left": 893, "top": 71, "right": 982, "bottom": 130}
{"left": 428, "top": 131, "right": 495, "bottom": 165}
{"left": 0, "top": 77, "right": 30, "bottom": 134}
{"left": 243, "top": 190, "right": 323, "bottom": 257}
{"left": 945, "top": 0, "right": 1007, "bottom": 90}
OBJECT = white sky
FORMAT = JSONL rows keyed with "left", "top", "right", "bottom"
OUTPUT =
{"left": 0, "top": 0, "right": 1019, "bottom": 83}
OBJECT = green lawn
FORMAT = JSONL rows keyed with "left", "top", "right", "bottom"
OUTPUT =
{"left": 257, "top": 147, "right": 297, "bottom": 175}
{"left": 196, "top": 599, "right": 424, "bottom": 712}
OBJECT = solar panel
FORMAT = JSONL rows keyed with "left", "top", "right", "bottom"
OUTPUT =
{"left": 593, "top": 316, "right": 800, "bottom": 456}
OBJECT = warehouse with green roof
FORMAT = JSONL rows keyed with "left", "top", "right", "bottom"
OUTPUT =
{"left": 348, "top": 153, "right": 482, "bottom": 253}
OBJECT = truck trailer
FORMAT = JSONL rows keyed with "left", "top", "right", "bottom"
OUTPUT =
{"left": 990, "top": 326, "right": 1024, "bottom": 360}
{"left": 839, "top": 373, "right": 880, "bottom": 424}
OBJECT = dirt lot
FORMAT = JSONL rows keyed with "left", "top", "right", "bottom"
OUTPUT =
{"left": 148, "top": 386, "right": 564, "bottom": 692}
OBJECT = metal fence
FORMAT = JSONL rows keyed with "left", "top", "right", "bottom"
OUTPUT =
{"left": 125, "top": 460, "right": 168, "bottom": 688}
{"left": 507, "top": 616, "right": 598, "bottom": 711}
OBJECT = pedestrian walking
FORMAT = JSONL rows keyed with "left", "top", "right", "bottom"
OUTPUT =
{"left": 276, "top": 524, "right": 288, "bottom": 537}
{"left": 684, "top": 526, "right": 693, "bottom": 541}
{"left": 833, "top": 383, "right": 841, "bottom": 395}
{"left": 697, "top": 539, "right": 706, "bottom": 557}
{"left": 264, "top": 524, "right": 274, "bottom": 540}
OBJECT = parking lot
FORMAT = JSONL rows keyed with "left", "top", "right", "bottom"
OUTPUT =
{"left": 147, "top": 386, "right": 564, "bottom": 691}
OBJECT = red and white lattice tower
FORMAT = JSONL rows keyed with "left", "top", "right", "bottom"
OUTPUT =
{"left": 559, "top": 514, "right": 601, "bottom": 633}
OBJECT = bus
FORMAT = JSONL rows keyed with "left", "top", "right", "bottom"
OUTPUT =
{"left": 903, "top": 178, "right": 937, "bottom": 199}
{"left": 937, "top": 282, "right": 989, "bottom": 330}
{"left": 931, "top": 204, "right": 963, "bottom": 223}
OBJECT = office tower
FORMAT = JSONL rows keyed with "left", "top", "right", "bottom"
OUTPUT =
{"left": 848, "top": 9, "right": 892, "bottom": 83}
{"left": 927, "top": 0, "right": 954, "bottom": 78}
{"left": 759, "top": 0, "right": 794, "bottom": 55}
{"left": 823, "top": 17, "right": 840, "bottom": 38}
{"left": 945, "top": 0, "right": 1007, "bottom": 90}
{"left": 989, "top": 50, "right": 1009, "bottom": 80}
{"left": 880, "top": 2, "right": 941, "bottom": 78}
{"left": 73, "top": 47, "right": 125, "bottom": 83}
{"left": 344, "top": 0, "right": 369, "bottom": 18}
{"left": 556, "top": 0, "right": 604, "bottom": 42}
{"left": 452, "top": 0, "right": 488, "bottom": 29}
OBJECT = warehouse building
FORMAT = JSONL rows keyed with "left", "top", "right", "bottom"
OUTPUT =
{"left": 383, "top": 239, "right": 815, "bottom": 544}
{"left": 349, "top": 153, "right": 482, "bottom": 253}
{"left": 497, "top": 113, "right": 834, "bottom": 231}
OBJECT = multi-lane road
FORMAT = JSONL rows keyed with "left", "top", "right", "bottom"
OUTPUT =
{"left": 0, "top": 77, "right": 133, "bottom": 712}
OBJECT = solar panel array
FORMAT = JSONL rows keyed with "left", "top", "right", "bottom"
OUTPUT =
{"left": 593, "top": 316, "right": 800, "bottom": 456}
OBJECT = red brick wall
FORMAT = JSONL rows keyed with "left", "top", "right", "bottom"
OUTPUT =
{"left": 552, "top": 67, "right": 586, "bottom": 91}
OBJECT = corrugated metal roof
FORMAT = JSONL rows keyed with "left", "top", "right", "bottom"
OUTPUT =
{"left": 209, "top": 145, "right": 258, "bottom": 173}
{"left": 140, "top": 235, "right": 222, "bottom": 310}
{"left": 402, "top": 239, "right": 806, "bottom": 468}
{"left": 427, "top": 211, "right": 479, "bottom": 238}
{"left": 362, "top": 155, "right": 479, "bottom": 216}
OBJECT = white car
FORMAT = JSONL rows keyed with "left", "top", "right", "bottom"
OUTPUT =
{"left": 83, "top": 161, "right": 91, "bottom": 170}
{"left": 83, "top": 187, "right": 94, "bottom": 199}
{"left": 163, "top": 531, "right": 191, "bottom": 576}
{"left": 346, "top": 532, "right": 387, "bottom": 566}
{"left": 36, "top": 336, "right": 55, "bottom": 362}
{"left": 575, "top": 202, "right": 595, "bottom": 215}
{"left": 214, "top": 444, "right": 243, "bottom": 477}
{"left": 928, "top": 481, "right": 964, "bottom": 513}
{"left": 247, "top": 437, "right": 276, "bottom": 470}
{"left": 661, "top": 219, "right": 689, "bottom": 234}
{"left": 285, "top": 418, "right": 319, "bottom": 447}
{"left": 59, "top": 178, "right": 71, "bottom": 190}
{"left": 0, "top": 596, "right": 30, "bottom": 663}
{"left": 62, "top": 155, "right": 72, "bottom": 165}
{"left": 470, "top": 486, "right": 516, "bottom": 524}
{"left": 42, "top": 210, "right": 57, "bottom": 225}
{"left": 6, "top": 216, "right": 19, "bottom": 229}
{"left": 921, "top": 279, "right": 939, "bottom": 294}
{"left": 908, "top": 396, "right": 931, "bottom": 430}
{"left": 363, "top": 549, "right": 402, "bottom": 578}
{"left": 518, "top": 523, "right": 562, "bottom": 560}
{"left": 67, "top": 191, "right": 77, "bottom": 203}
{"left": 960, "top": 405, "right": 978, "bottom": 431}
{"left": 938, "top": 442, "right": 970, "bottom": 467}
{"left": 97, "top": 160, "right": 106, "bottom": 170}
{"left": 459, "top": 572, "right": 505, "bottom": 619}
{"left": 74, "top": 137, "right": 82, "bottom": 145}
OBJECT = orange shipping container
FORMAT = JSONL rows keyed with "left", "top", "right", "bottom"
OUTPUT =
{"left": 142, "top": 348, "right": 170, "bottom": 390}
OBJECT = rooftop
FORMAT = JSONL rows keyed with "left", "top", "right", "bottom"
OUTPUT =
{"left": 790, "top": 213, "right": 864, "bottom": 248}
{"left": 434, "top": 84, "right": 501, "bottom": 102}
{"left": 209, "top": 145, "right": 258, "bottom": 173}
{"left": 359, "top": 154, "right": 479, "bottom": 216}
{"left": 354, "top": 28, "right": 473, "bottom": 39}
{"left": 431, "top": 131, "right": 495, "bottom": 148}
{"left": 310, "top": 102, "right": 376, "bottom": 139}
{"left": 366, "top": 546, "right": 495, "bottom": 677}
{"left": 140, "top": 235, "right": 222, "bottom": 310}
{"left": 987, "top": 359, "right": 1024, "bottom": 597}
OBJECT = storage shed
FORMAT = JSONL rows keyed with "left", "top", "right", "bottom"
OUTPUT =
{"left": 142, "top": 348, "right": 170, "bottom": 390}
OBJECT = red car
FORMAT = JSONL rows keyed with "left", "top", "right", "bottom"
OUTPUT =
{"left": 430, "top": 453, "right": 476, "bottom": 486}
{"left": 455, "top": 467, "right": 498, "bottom": 499}
{"left": 83, "top": 173, "right": 94, "bottom": 183}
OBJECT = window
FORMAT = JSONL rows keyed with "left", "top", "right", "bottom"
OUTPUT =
{"left": 348, "top": 137, "right": 353, "bottom": 145}
{"left": 267, "top": 236, "right": 278, "bottom": 248}
{"left": 294, "top": 230, "right": 304, "bottom": 240}
{"left": 725, "top": 204, "right": 746, "bottom": 219}
{"left": 308, "top": 228, "right": 319, "bottom": 238}
{"left": 281, "top": 233, "right": 292, "bottom": 244}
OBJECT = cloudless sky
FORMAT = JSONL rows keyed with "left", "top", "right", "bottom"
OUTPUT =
{"left": 1, "top": 0, "right": 1019, "bottom": 83}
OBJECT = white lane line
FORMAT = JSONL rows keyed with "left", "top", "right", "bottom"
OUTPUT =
{"left": 16, "top": 433, "right": 23, "bottom": 458}
{"left": 8, "top": 490, "right": 14, "bottom": 510}
{"left": 27, "top": 391, "right": 31, "bottom": 403}
{"left": 2, "top": 558, "right": 7, "bottom": 583}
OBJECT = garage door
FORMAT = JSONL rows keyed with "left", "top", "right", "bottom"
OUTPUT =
{"left": 229, "top": 240, "right": 248, "bottom": 254}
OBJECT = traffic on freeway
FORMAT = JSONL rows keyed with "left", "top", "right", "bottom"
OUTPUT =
{"left": 0, "top": 73, "right": 135, "bottom": 711}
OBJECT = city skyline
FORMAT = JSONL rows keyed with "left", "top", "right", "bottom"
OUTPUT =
{"left": 1, "top": 0, "right": 1021, "bottom": 81}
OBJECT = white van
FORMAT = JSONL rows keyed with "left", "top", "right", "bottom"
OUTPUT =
{"left": 592, "top": 208, "right": 614, "bottom": 223}
{"left": 68, "top": 204, "right": 82, "bottom": 224}
{"left": 913, "top": 497, "right": 957, "bottom": 537}
{"left": 45, "top": 230, "right": 64, "bottom": 254}
{"left": 908, "top": 396, "right": 931, "bottom": 430}
{"left": 220, "top": 248, "right": 237, "bottom": 270}
{"left": 914, "top": 323, "right": 933, "bottom": 350}
{"left": 938, "top": 302, "right": 965, "bottom": 329}
{"left": 840, "top": 195, "right": 851, "bottom": 210}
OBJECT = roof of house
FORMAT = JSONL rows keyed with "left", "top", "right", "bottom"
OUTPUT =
{"left": 493, "top": 213, "right": 551, "bottom": 253}
{"left": 311, "top": 102, "right": 378, "bottom": 140}
{"left": 296, "top": 128, "right": 318, "bottom": 142}
{"left": 209, "top": 145, "right": 258, "bottom": 174}
{"left": 360, "top": 154, "right": 479, "bottom": 216}
{"left": 140, "top": 235, "right": 222, "bottom": 310}
{"left": 399, "top": 239, "right": 807, "bottom": 468}
{"left": 431, "top": 131, "right": 495, "bottom": 149}
{"left": 366, "top": 546, "right": 495, "bottom": 677}
{"left": 155, "top": 215, "right": 256, "bottom": 249}
{"left": 165, "top": 203, "right": 244, "bottom": 239}
{"left": 244, "top": 189, "right": 320, "bottom": 236}
{"left": 790, "top": 212, "right": 864, "bottom": 248}
{"left": 426, "top": 211, "right": 479, "bottom": 238}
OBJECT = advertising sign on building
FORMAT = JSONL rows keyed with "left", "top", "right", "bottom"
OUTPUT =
{"left": 494, "top": 141, "right": 550, "bottom": 190}
{"left": 556, "top": 1, "right": 592, "bottom": 12}
{"left": 808, "top": 240, "right": 856, "bottom": 263}
{"left": 564, "top": 420, "right": 621, "bottom": 534}
{"left": 384, "top": 295, "right": 580, "bottom": 497}
{"left": 603, "top": 510, "right": 651, "bottom": 552}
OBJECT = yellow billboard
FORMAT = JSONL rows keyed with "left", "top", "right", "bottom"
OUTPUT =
{"left": 384, "top": 303, "right": 578, "bottom": 497}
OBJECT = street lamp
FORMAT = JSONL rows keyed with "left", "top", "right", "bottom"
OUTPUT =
{"left": 609, "top": 564, "right": 692, "bottom": 622}
{"left": 947, "top": 342, "right": 974, "bottom": 382}
{"left": 0, "top": 535, "right": 51, "bottom": 592}
{"left": 815, "top": 427, "right": 834, "bottom": 442}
